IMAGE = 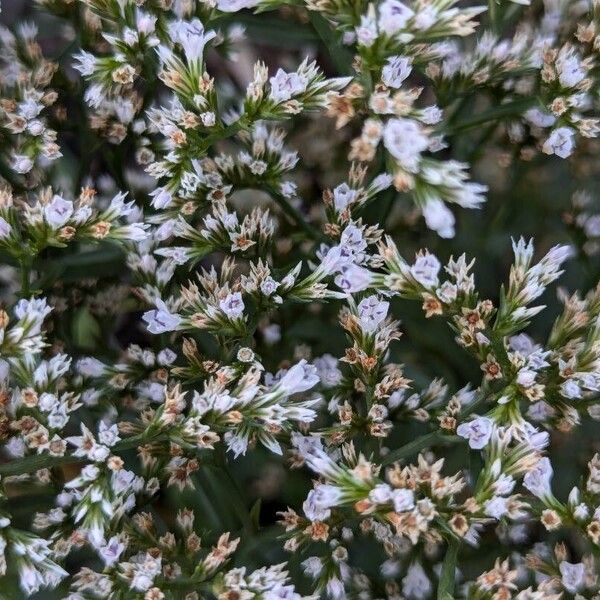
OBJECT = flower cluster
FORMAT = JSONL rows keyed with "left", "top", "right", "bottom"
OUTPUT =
{"left": 0, "top": 0, "right": 599, "bottom": 599}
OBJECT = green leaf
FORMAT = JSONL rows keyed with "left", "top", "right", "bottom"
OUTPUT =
{"left": 437, "top": 538, "right": 460, "bottom": 600}
{"left": 72, "top": 307, "right": 102, "bottom": 351}
{"left": 309, "top": 14, "right": 354, "bottom": 74}
{"left": 250, "top": 498, "right": 262, "bottom": 530}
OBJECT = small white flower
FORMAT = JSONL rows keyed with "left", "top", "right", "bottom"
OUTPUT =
{"left": 12, "top": 154, "right": 33, "bottom": 174}
{"left": 561, "top": 378, "right": 582, "bottom": 399}
{"left": 402, "top": 562, "right": 431, "bottom": 600}
{"left": 269, "top": 69, "right": 308, "bottom": 103}
{"left": 99, "top": 537, "right": 125, "bottom": 567}
{"left": 355, "top": 14, "right": 378, "bottom": 47}
{"left": 556, "top": 52, "right": 586, "bottom": 88}
{"left": 357, "top": 295, "right": 389, "bottom": 333}
{"left": 44, "top": 195, "right": 74, "bottom": 229}
{"left": 523, "top": 456, "right": 553, "bottom": 498}
{"left": 217, "top": 0, "right": 259, "bottom": 12}
{"left": 422, "top": 199, "right": 455, "bottom": 238}
{"left": 369, "top": 483, "right": 393, "bottom": 504}
{"left": 142, "top": 300, "right": 182, "bottom": 334}
{"left": 334, "top": 263, "right": 373, "bottom": 293}
{"left": 383, "top": 118, "right": 428, "bottom": 172}
{"left": 456, "top": 416, "right": 494, "bottom": 449}
{"left": 333, "top": 183, "right": 357, "bottom": 212}
{"left": 98, "top": 422, "right": 120, "bottom": 447}
{"left": 382, "top": 55, "right": 412, "bottom": 88}
{"left": 313, "top": 354, "right": 342, "bottom": 388}
{"left": 542, "top": 127, "right": 576, "bottom": 159}
{"left": 73, "top": 51, "right": 96, "bottom": 76}
{"left": 278, "top": 359, "right": 320, "bottom": 395}
{"left": 0, "top": 216, "right": 12, "bottom": 239}
{"left": 169, "top": 19, "right": 216, "bottom": 62}
{"left": 220, "top": 291, "right": 245, "bottom": 319}
{"left": 559, "top": 561, "right": 585, "bottom": 594}
{"left": 378, "top": 0, "right": 415, "bottom": 35}
{"left": 149, "top": 187, "right": 173, "bottom": 209}
{"left": 484, "top": 496, "right": 508, "bottom": 519}
{"left": 410, "top": 253, "right": 441, "bottom": 288}
{"left": 391, "top": 488, "right": 415, "bottom": 512}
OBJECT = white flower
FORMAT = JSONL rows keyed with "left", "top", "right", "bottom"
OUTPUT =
{"left": 556, "top": 52, "right": 586, "bottom": 88}
{"left": 410, "top": 253, "right": 441, "bottom": 288}
{"left": 379, "top": 0, "right": 415, "bottom": 35}
{"left": 421, "top": 106, "right": 443, "bottom": 125}
{"left": 66, "top": 424, "right": 110, "bottom": 462}
{"left": 12, "top": 154, "right": 33, "bottom": 174}
{"left": 383, "top": 118, "right": 428, "bottom": 172}
{"left": 561, "top": 378, "right": 582, "bottom": 399}
{"left": 484, "top": 496, "right": 508, "bottom": 519}
{"left": 302, "top": 556, "right": 324, "bottom": 578}
{"left": 523, "top": 456, "right": 553, "bottom": 498}
{"left": 136, "top": 10, "right": 157, "bottom": 34}
{"left": 303, "top": 483, "right": 342, "bottom": 522}
{"left": 220, "top": 292, "right": 245, "bottom": 319}
{"left": 44, "top": 195, "right": 74, "bottom": 229}
{"left": 278, "top": 359, "right": 320, "bottom": 394}
{"left": 0, "top": 216, "right": 12, "bottom": 239}
{"left": 356, "top": 14, "right": 378, "bottom": 47}
{"left": 382, "top": 56, "right": 412, "bottom": 88}
{"left": 263, "top": 323, "right": 281, "bottom": 344}
{"left": 335, "top": 264, "right": 373, "bottom": 293}
{"left": 493, "top": 474, "right": 516, "bottom": 495}
{"left": 313, "top": 354, "right": 342, "bottom": 388}
{"left": 414, "top": 4, "right": 438, "bottom": 29}
{"left": 169, "top": 19, "right": 216, "bottom": 62}
{"left": 392, "top": 488, "right": 415, "bottom": 512}
{"left": 357, "top": 295, "right": 389, "bottom": 333}
{"left": 525, "top": 108, "right": 555, "bottom": 128}
{"left": 142, "top": 299, "right": 182, "bottom": 334}
{"left": 269, "top": 69, "right": 308, "bottom": 103}
{"left": 402, "top": 562, "right": 431, "bottom": 600}
{"left": 542, "top": 127, "right": 576, "bottom": 159}
{"left": 422, "top": 199, "right": 455, "bottom": 238}
{"left": 149, "top": 187, "right": 173, "bottom": 209}
{"left": 73, "top": 51, "right": 96, "bottom": 76}
{"left": 120, "top": 223, "right": 150, "bottom": 241}
{"left": 456, "top": 416, "right": 494, "bottom": 449}
{"left": 333, "top": 183, "right": 357, "bottom": 212}
{"left": 76, "top": 357, "right": 105, "bottom": 378}
{"left": 158, "top": 348, "right": 177, "bottom": 365}
{"left": 99, "top": 537, "right": 125, "bottom": 566}
{"left": 98, "top": 422, "right": 120, "bottom": 447}
{"left": 516, "top": 369, "right": 536, "bottom": 388}
{"left": 260, "top": 277, "right": 278, "bottom": 296}
{"left": 369, "top": 483, "right": 393, "bottom": 504}
{"left": 217, "top": 0, "right": 259, "bottom": 12}
{"left": 559, "top": 561, "right": 585, "bottom": 594}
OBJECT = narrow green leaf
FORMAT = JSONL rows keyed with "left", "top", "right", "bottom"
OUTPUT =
{"left": 437, "top": 538, "right": 460, "bottom": 600}
{"left": 250, "top": 498, "right": 262, "bottom": 530}
{"left": 381, "top": 433, "right": 463, "bottom": 466}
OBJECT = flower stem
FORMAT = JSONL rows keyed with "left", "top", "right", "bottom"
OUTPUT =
{"left": 437, "top": 537, "right": 460, "bottom": 600}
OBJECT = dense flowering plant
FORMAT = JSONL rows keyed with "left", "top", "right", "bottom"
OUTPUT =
{"left": 0, "top": 0, "right": 599, "bottom": 598}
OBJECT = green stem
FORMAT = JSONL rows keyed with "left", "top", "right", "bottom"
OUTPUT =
{"left": 0, "top": 430, "right": 168, "bottom": 477}
{"left": 488, "top": 0, "right": 499, "bottom": 34}
{"left": 381, "top": 432, "right": 463, "bottom": 466}
{"left": 262, "top": 183, "right": 327, "bottom": 242}
{"left": 20, "top": 260, "right": 30, "bottom": 297}
{"left": 437, "top": 537, "right": 460, "bottom": 600}
{"left": 211, "top": 446, "right": 256, "bottom": 534}
{"left": 443, "top": 97, "right": 539, "bottom": 136}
